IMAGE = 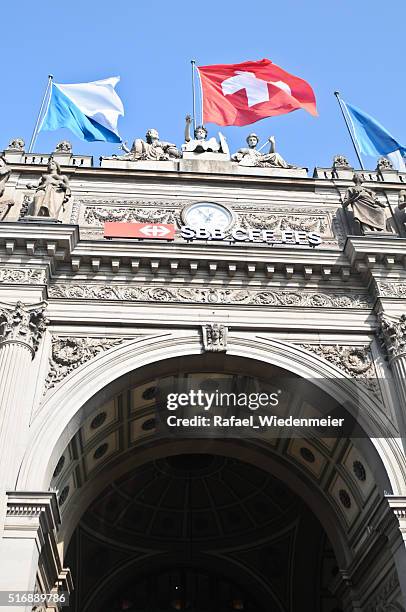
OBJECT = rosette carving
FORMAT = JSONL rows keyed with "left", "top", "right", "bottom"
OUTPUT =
{"left": 45, "top": 336, "right": 124, "bottom": 390}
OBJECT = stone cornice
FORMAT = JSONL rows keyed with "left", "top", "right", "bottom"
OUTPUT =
{"left": 5, "top": 491, "right": 60, "bottom": 534}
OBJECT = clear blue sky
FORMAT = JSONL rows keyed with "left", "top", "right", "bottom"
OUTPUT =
{"left": 1, "top": 1, "right": 405, "bottom": 170}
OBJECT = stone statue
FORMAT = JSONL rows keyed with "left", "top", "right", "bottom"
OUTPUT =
{"left": 119, "top": 128, "right": 180, "bottom": 161}
{"left": 342, "top": 174, "right": 387, "bottom": 232}
{"left": 182, "top": 115, "right": 229, "bottom": 155}
{"left": 54, "top": 140, "right": 72, "bottom": 153}
{"left": 28, "top": 158, "right": 71, "bottom": 219}
{"left": 6, "top": 138, "right": 25, "bottom": 151}
{"left": 333, "top": 154, "right": 350, "bottom": 169}
{"left": 376, "top": 156, "right": 393, "bottom": 171}
{"left": 0, "top": 156, "right": 11, "bottom": 199}
{"left": 398, "top": 189, "right": 406, "bottom": 210}
{"left": 231, "top": 133, "right": 292, "bottom": 168}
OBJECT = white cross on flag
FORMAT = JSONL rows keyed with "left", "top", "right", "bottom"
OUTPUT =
{"left": 198, "top": 58, "right": 317, "bottom": 126}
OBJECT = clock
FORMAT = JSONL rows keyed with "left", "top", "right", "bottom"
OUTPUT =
{"left": 182, "top": 202, "right": 234, "bottom": 231}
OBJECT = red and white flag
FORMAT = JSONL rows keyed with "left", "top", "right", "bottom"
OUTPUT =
{"left": 104, "top": 222, "right": 175, "bottom": 240}
{"left": 198, "top": 58, "right": 317, "bottom": 126}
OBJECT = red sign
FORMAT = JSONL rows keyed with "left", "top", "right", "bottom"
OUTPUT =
{"left": 104, "top": 222, "right": 176, "bottom": 240}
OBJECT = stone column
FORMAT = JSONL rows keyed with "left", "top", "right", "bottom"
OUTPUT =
{"left": 0, "top": 492, "right": 72, "bottom": 612}
{"left": 386, "top": 496, "right": 406, "bottom": 610}
{"left": 378, "top": 313, "right": 406, "bottom": 440}
{"left": 0, "top": 301, "right": 48, "bottom": 494}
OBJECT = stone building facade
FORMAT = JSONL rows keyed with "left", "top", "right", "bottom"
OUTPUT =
{"left": 0, "top": 136, "right": 406, "bottom": 612}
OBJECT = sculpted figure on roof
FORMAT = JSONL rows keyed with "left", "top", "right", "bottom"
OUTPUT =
{"left": 231, "top": 133, "right": 293, "bottom": 168}
{"left": 342, "top": 174, "right": 387, "bottom": 232}
{"left": 119, "top": 128, "right": 181, "bottom": 161}
{"left": 28, "top": 157, "right": 71, "bottom": 220}
{"left": 182, "top": 115, "right": 229, "bottom": 155}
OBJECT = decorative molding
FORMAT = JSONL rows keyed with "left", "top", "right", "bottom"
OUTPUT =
{"left": 47, "top": 284, "right": 373, "bottom": 309}
{"left": 6, "top": 491, "right": 60, "bottom": 532}
{"left": 298, "top": 344, "right": 374, "bottom": 376}
{"left": 0, "top": 301, "right": 48, "bottom": 355}
{"left": 70, "top": 199, "right": 183, "bottom": 224}
{"left": 378, "top": 313, "right": 406, "bottom": 360}
{"left": 0, "top": 268, "right": 47, "bottom": 285}
{"left": 45, "top": 336, "right": 125, "bottom": 390}
{"left": 377, "top": 282, "right": 406, "bottom": 299}
{"left": 202, "top": 323, "right": 228, "bottom": 352}
{"left": 237, "top": 211, "right": 330, "bottom": 235}
{"left": 298, "top": 343, "right": 380, "bottom": 397}
{"left": 83, "top": 206, "right": 178, "bottom": 226}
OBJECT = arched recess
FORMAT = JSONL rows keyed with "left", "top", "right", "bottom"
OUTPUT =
{"left": 18, "top": 330, "right": 406, "bottom": 496}
{"left": 14, "top": 329, "right": 406, "bottom": 609}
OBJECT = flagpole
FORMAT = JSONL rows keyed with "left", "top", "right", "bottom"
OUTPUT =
{"left": 28, "top": 74, "right": 54, "bottom": 154}
{"left": 334, "top": 91, "right": 365, "bottom": 170}
{"left": 195, "top": 64, "right": 204, "bottom": 127}
{"left": 191, "top": 60, "right": 197, "bottom": 131}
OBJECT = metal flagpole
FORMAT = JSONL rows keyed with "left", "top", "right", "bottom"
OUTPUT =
{"left": 334, "top": 90, "right": 365, "bottom": 170}
{"left": 191, "top": 60, "right": 197, "bottom": 131}
{"left": 194, "top": 64, "right": 204, "bottom": 127}
{"left": 28, "top": 74, "right": 54, "bottom": 154}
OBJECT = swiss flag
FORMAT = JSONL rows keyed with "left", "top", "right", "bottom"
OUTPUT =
{"left": 198, "top": 58, "right": 317, "bottom": 127}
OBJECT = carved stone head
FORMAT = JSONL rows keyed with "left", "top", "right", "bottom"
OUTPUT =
{"left": 146, "top": 129, "right": 159, "bottom": 144}
{"left": 246, "top": 133, "right": 259, "bottom": 148}
{"left": 47, "top": 157, "right": 61, "bottom": 174}
{"left": 353, "top": 173, "right": 363, "bottom": 186}
{"left": 194, "top": 125, "right": 208, "bottom": 140}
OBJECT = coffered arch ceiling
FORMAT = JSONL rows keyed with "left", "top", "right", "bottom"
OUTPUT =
{"left": 50, "top": 352, "right": 385, "bottom": 572}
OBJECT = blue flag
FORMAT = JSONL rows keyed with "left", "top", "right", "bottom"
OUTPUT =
{"left": 40, "top": 77, "right": 124, "bottom": 143}
{"left": 343, "top": 101, "right": 406, "bottom": 158}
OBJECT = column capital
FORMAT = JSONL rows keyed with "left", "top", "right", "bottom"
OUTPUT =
{"left": 387, "top": 496, "right": 406, "bottom": 523}
{"left": 378, "top": 312, "right": 406, "bottom": 361}
{"left": 0, "top": 301, "right": 49, "bottom": 356}
{"left": 5, "top": 491, "right": 61, "bottom": 536}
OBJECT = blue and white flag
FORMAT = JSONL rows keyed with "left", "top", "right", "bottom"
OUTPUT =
{"left": 40, "top": 77, "right": 124, "bottom": 143}
{"left": 343, "top": 101, "right": 406, "bottom": 171}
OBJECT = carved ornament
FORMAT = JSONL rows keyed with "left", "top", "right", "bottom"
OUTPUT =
{"left": 48, "top": 284, "right": 373, "bottom": 309}
{"left": 378, "top": 313, "right": 406, "bottom": 360}
{"left": 202, "top": 324, "right": 228, "bottom": 352}
{"left": 45, "top": 336, "right": 125, "bottom": 390}
{"left": 0, "top": 268, "right": 47, "bottom": 285}
{"left": 0, "top": 301, "right": 48, "bottom": 355}
{"left": 83, "top": 206, "right": 178, "bottom": 226}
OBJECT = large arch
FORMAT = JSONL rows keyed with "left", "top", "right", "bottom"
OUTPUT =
{"left": 18, "top": 330, "right": 406, "bottom": 495}
{"left": 8, "top": 329, "right": 406, "bottom": 611}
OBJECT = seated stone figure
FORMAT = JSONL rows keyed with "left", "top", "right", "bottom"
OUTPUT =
{"left": 182, "top": 115, "right": 229, "bottom": 155}
{"left": 119, "top": 128, "right": 180, "bottom": 161}
{"left": 231, "top": 133, "right": 293, "bottom": 168}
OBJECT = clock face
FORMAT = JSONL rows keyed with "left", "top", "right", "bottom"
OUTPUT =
{"left": 183, "top": 202, "right": 233, "bottom": 231}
